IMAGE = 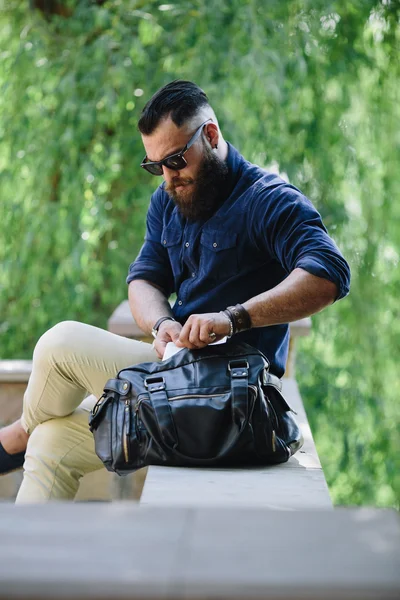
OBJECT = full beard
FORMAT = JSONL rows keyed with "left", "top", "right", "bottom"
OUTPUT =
{"left": 165, "top": 146, "right": 229, "bottom": 222}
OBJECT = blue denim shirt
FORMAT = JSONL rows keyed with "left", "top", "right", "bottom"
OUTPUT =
{"left": 127, "top": 143, "right": 350, "bottom": 376}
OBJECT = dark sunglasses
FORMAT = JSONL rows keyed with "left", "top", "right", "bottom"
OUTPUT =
{"left": 140, "top": 118, "right": 212, "bottom": 176}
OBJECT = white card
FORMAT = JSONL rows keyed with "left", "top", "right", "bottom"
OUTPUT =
{"left": 162, "top": 337, "right": 228, "bottom": 361}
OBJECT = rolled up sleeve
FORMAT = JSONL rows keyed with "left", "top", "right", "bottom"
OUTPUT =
{"left": 251, "top": 182, "right": 351, "bottom": 301}
{"left": 126, "top": 190, "right": 175, "bottom": 296}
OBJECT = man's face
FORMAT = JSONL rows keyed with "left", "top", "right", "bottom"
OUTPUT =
{"left": 141, "top": 117, "right": 228, "bottom": 221}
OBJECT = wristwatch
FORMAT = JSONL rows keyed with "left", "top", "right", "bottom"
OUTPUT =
{"left": 151, "top": 316, "right": 176, "bottom": 339}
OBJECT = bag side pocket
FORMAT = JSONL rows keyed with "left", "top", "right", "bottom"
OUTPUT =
{"left": 89, "top": 393, "right": 115, "bottom": 472}
{"left": 263, "top": 386, "right": 303, "bottom": 458}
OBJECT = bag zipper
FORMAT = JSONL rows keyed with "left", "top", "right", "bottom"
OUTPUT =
{"left": 267, "top": 396, "right": 279, "bottom": 431}
{"left": 167, "top": 385, "right": 258, "bottom": 403}
{"left": 135, "top": 391, "right": 228, "bottom": 404}
{"left": 271, "top": 429, "right": 276, "bottom": 452}
{"left": 168, "top": 392, "right": 227, "bottom": 402}
{"left": 268, "top": 398, "right": 279, "bottom": 452}
{"left": 123, "top": 399, "right": 130, "bottom": 463}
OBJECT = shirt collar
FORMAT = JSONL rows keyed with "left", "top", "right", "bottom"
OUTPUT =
{"left": 216, "top": 141, "right": 245, "bottom": 208}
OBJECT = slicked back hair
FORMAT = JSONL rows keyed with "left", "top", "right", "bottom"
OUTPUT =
{"left": 138, "top": 80, "right": 210, "bottom": 135}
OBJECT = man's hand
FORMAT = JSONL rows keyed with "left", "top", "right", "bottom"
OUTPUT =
{"left": 175, "top": 312, "right": 231, "bottom": 350}
{"left": 153, "top": 320, "right": 183, "bottom": 359}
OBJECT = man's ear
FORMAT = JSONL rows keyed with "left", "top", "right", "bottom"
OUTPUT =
{"left": 205, "top": 123, "right": 219, "bottom": 149}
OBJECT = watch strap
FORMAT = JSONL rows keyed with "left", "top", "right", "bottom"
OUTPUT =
{"left": 152, "top": 316, "right": 176, "bottom": 338}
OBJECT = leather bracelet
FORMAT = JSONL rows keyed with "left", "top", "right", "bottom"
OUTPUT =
{"left": 220, "top": 311, "right": 234, "bottom": 338}
{"left": 224, "top": 304, "right": 252, "bottom": 334}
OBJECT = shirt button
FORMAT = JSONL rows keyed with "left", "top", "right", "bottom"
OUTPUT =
{"left": 185, "top": 242, "right": 190, "bottom": 248}
{"left": 178, "top": 300, "right": 183, "bottom": 306}
{"left": 213, "top": 242, "right": 218, "bottom": 248}
{"left": 163, "top": 240, "right": 167, "bottom": 245}
{"left": 191, "top": 272, "right": 196, "bottom": 277}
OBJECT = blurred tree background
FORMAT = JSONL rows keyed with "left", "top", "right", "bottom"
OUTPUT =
{"left": 0, "top": 0, "right": 399, "bottom": 506}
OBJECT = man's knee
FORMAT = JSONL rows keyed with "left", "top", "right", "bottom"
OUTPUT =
{"left": 33, "top": 320, "right": 86, "bottom": 366}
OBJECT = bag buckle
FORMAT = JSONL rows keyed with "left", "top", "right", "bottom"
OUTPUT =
{"left": 144, "top": 375, "right": 166, "bottom": 391}
{"left": 91, "top": 394, "right": 105, "bottom": 417}
{"left": 228, "top": 359, "right": 249, "bottom": 378}
{"left": 228, "top": 359, "right": 249, "bottom": 372}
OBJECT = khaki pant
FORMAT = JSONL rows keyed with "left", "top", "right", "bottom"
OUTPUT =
{"left": 16, "top": 321, "right": 158, "bottom": 503}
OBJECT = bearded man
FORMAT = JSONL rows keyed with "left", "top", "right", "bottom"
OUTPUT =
{"left": 0, "top": 80, "right": 350, "bottom": 502}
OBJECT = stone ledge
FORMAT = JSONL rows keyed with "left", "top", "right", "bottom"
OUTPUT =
{"left": 0, "top": 504, "right": 398, "bottom": 600}
{"left": 0, "top": 360, "right": 32, "bottom": 383}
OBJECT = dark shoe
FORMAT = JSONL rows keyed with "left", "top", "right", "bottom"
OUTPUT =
{"left": 0, "top": 441, "right": 25, "bottom": 475}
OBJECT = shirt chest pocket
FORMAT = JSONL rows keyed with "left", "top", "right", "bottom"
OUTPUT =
{"left": 200, "top": 229, "right": 238, "bottom": 282}
{"left": 161, "top": 225, "right": 183, "bottom": 280}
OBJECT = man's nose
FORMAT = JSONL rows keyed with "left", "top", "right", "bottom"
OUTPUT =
{"left": 162, "top": 165, "right": 180, "bottom": 183}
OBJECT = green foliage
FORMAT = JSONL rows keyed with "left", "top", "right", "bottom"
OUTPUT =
{"left": 0, "top": 0, "right": 398, "bottom": 506}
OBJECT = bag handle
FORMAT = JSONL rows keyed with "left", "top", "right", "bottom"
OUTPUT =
{"left": 145, "top": 360, "right": 250, "bottom": 459}
{"left": 228, "top": 359, "right": 249, "bottom": 425}
{"left": 144, "top": 376, "right": 179, "bottom": 449}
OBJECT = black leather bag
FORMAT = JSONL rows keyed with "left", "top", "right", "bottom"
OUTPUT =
{"left": 89, "top": 342, "right": 303, "bottom": 474}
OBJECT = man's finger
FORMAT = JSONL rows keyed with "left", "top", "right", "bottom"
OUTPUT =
{"left": 153, "top": 340, "right": 166, "bottom": 359}
{"left": 188, "top": 322, "right": 202, "bottom": 346}
{"left": 176, "top": 320, "right": 191, "bottom": 343}
{"left": 171, "top": 329, "right": 181, "bottom": 342}
{"left": 176, "top": 322, "right": 199, "bottom": 349}
{"left": 199, "top": 322, "right": 215, "bottom": 344}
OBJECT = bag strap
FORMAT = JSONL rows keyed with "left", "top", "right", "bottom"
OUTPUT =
{"left": 145, "top": 376, "right": 178, "bottom": 449}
